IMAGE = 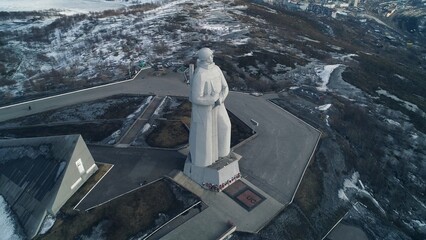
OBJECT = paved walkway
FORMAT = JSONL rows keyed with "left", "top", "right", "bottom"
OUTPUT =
{"left": 162, "top": 171, "right": 284, "bottom": 240}
{"left": 74, "top": 145, "right": 185, "bottom": 211}
{"left": 146, "top": 202, "right": 208, "bottom": 239}
{"left": 0, "top": 69, "right": 187, "bottom": 122}
{"left": 116, "top": 96, "right": 164, "bottom": 145}
{"left": 227, "top": 93, "right": 321, "bottom": 204}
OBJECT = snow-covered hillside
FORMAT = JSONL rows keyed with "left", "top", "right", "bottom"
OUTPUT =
{"left": 0, "top": 0, "right": 161, "bottom": 13}
{"left": 0, "top": 0, "right": 425, "bottom": 239}
{"left": 0, "top": 0, "right": 249, "bottom": 99}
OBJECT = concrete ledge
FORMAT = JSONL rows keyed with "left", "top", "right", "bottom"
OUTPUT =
{"left": 217, "top": 225, "right": 237, "bottom": 240}
{"left": 115, "top": 95, "right": 156, "bottom": 145}
{"left": 165, "top": 171, "right": 284, "bottom": 239}
{"left": 231, "top": 132, "right": 258, "bottom": 150}
{"left": 183, "top": 153, "right": 241, "bottom": 192}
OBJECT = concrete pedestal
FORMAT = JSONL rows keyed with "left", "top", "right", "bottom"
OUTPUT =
{"left": 183, "top": 152, "right": 241, "bottom": 191}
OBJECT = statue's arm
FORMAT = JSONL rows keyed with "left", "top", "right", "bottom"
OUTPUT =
{"left": 191, "top": 73, "right": 217, "bottom": 106}
{"left": 219, "top": 69, "right": 229, "bottom": 103}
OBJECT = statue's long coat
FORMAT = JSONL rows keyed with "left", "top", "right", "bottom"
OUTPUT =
{"left": 189, "top": 63, "right": 231, "bottom": 167}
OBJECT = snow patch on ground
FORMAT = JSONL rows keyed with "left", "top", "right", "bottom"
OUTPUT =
{"left": 333, "top": 53, "right": 358, "bottom": 61}
{"left": 412, "top": 219, "right": 426, "bottom": 228}
{"left": 0, "top": 196, "right": 23, "bottom": 240}
{"left": 242, "top": 51, "right": 253, "bottom": 57}
{"left": 142, "top": 123, "right": 151, "bottom": 134}
{"left": 229, "top": 37, "right": 250, "bottom": 46}
{"left": 252, "top": 3, "right": 277, "bottom": 14}
{"left": 153, "top": 97, "right": 168, "bottom": 116}
{"left": 338, "top": 189, "right": 349, "bottom": 201}
{"left": 39, "top": 214, "right": 55, "bottom": 235}
{"left": 338, "top": 172, "right": 386, "bottom": 214}
{"left": 386, "top": 119, "right": 401, "bottom": 127}
{"left": 405, "top": 219, "right": 426, "bottom": 235}
{"left": 78, "top": 220, "right": 108, "bottom": 240}
{"left": 317, "top": 103, "right": 332, "bottom": 111}
{"left": 394, "top": 74, "right": 406, "bottom": 80}
{"left": 127, "top": 96, "right": 153, "bottom": 119}
{"left": 315, "top": 64, "right": 341, "bottom": 91}
{"left": 325, "top": 115, "right": 330, "bottom": 126}
{"left": 107, "top": 129, "right": 121, "bottom": 145}
{"left": 376, "top": 89, "right": 422, "bottom": 114}
{"left": 301, "top": 36, "right": 320, "bottom": 43}
{"left": 46, "top": 102, "right": 110, "bottom": 122}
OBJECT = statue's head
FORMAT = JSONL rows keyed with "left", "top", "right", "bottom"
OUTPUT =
{"left": 198, "top": 47, "right": 214, "bottom": 64}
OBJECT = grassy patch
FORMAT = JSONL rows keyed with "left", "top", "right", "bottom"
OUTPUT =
{"left": 97, "top": 95, "right": 148, "bottom": 119}
{"left": 147, "top": 100, "right": 254, "bottom": 148}
{"left": 0, "top": 121, "right": 122, "bottom": 142}
{"left": 146, "top": 120, "right": 189, "bottom": 148}
{"left": 0, "top": 95, "right": 149, "bottom": 142}
{"left": 0, "top": 95, "right": 146, "bottom": 126}
{"left": 294, "top": 161, "right": 323, "bottom": 214}
{"left": 163, "top": 99, "right": 191, "bottom": 125}
{"left": 39, "top": 179, "right": 188, "bottom": 240}
{"left": 145, "top": 99, "right": 191, "bottom": 148}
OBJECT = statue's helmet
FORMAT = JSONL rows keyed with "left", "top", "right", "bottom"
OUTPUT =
{"left": 198, "top": 47, "right": 214, "bottom": 61}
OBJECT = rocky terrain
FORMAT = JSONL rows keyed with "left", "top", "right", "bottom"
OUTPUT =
{"left": 0, "top": 0, "right": 425, "bottom": 239}
{"left": 228, "top": 1, "right": 426, "bottom": 239}
{"left": 367, "top": 0, "right": 426, "bottom": 40}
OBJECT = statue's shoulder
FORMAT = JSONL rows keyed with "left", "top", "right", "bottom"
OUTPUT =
{"left": 212, "top": 64, "right": 221, "bottom": 70}
{"left": 194, "top": 67, "right": 204, "bottom": 77}
{"left": 212, "top": 65, "right": 224, "bottom": 75}
{"left": 195, "top": 66, "right": 211, "bottom": 76}
{"left": 195, "top": 64, "right": 221, "bottom": 75}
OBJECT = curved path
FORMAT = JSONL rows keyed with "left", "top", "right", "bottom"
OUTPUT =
{"left": 0, "top": 68, "right": 320, "bottom": 205}
{"left": 0, "top": 69, "right": 187, "bottom": 122}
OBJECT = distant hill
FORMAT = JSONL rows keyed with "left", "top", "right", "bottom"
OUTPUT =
{"left": 0, "top": 0, "right": 160, "bottom": 12}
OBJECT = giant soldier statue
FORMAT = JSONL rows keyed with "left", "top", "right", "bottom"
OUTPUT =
{"left": 184, "top": 48, "right": 241, "bottom": 191}
{"left": 189, "top": 48, "right": 231, "bottom": 167}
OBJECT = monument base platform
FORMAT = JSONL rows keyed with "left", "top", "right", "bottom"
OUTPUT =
{"left": 183, "top": 152, "right": 241, "bottom": 192}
